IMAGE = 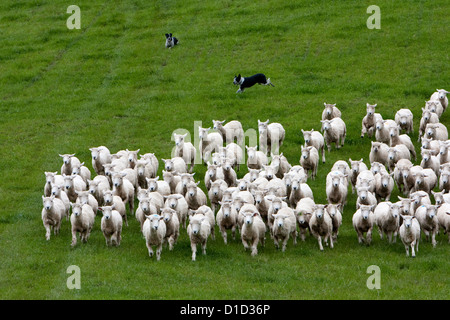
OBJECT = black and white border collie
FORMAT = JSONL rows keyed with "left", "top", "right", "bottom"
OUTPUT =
{"left": 233, "top": 73, "right": 274, "bottom": 93}
{"left": 165, "top": 33, "right": 179, "bottom": 48}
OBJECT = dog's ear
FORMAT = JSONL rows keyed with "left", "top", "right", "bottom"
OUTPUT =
{"left": 238, "top": 74, "right": 241, "bottom": 77}
{"left": 169, "top": 33, "right": 172, "bottom": 37}
{"left": 165, "top": 33, "right": 169, "bottom": 38}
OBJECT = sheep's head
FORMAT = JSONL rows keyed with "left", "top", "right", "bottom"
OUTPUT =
{"left": 76, "top": 191, "right": 90, "bottom": 205}
{"left": 173, "top": 133, "right": 187, "bottom": 147}
{"left": 206, "top": 162, "right": 219, "bottom": 178}
{"left": 219, "top": 200, "right": 233, "bottom": 217}
{"left": 313, "top": 204, "right": 327, "bottom": 219}
{"left": 389, "top": 126, "right": 399, "bottom": 138}
{"left": 301, "top": 146, "right": 313, "bottom": 160}
{"left": 379, "top": 172, "right": 393, "bottom": 188}
{"left": 45, "top": 171, "right": 58, "bottom": 185}
{"left": 210, "top": 181, "right": 223, "bottom": 196}
{"left": 89, "top": 147, "right": 100, "bottom": 160}
{"left": 237, "top": 179, "right": 248, "bottom": 191}
{"left": 323, "top": 103, "right": 336, "bottom": 116}
{"left": 245, "top": 146, "right": 257, "bottom": 160}
{"left": 375, "top": 119, "right": 384, "bottom": 131}
{"left": 71, "top": 162, "right": 85, "bottom": 176}
{"left": 186, "top": 181, "right": 200, "bottom": 197}
{"left": 112, "top": 172, "right": 127, "bottom": 188}
{"left": 140, "top": 198, "right": 151, "bottom": 213}
{"left": 212, "top": 120, "right": 225, "bottom": 131}
{"left": 136, "top": 160, "right": 149, "bottom": 177}
{"left": 425, "top": 101, "right": 439, "bottom": 114}
{"left": 439, "top": 141, "right": 449, "bottom": 155}
{"left": 244, "top": 211, "right": 259, "bottom": 225}
{"left": 126, "top": 149, "right": 139, "bottom": 164}
{"left": 257, "top": 119, "right": 269, "bottom": 135}
{"left": 349, "top": 158, "right": 364, "bottom": 174}
{"left": 161, "top": 208, "right": 176, "bottom": 223}
{"left": 271, "top": 197, "right": 286, "bottom": 213}
{"left": 410, "top": 191, "right": 428, "bottom": 205}
{"left": 387, "top": 148, "right": 398, "bottom": 161}
{"left": 180, "top": 173, "right": 195, "bottom": 187}
{"left": 431, "top": 191, "right": 444, "bottom": 206}
{"left": 400, "top": 215, "right": 415, "bottom": 229}
{"left": 370, "top": 161, "right": 385, "bottom": 175}
{"left": 99, "top": 205, "right": 115, "bottom": 220}
{"left": 371, "top": 141, "right": 382, "bottom": 153}
{"left": 189, "top": 215, "right": 206, "bottom": 235}
{"left": 357, "top": 186, "right": 370, "bottom": 201}
{"left": 63, "top": 174, "right": 75, "bottom": 190}
{"left": 366, "top": 103, "right": 377, "bottom": 116}
{"left": 436, "top": 89, "right": 449, "bottom": 100}
{"left": 198, "top": 127, "right": 210, "bottom": 140}
{"left": 273, "top": 213, "right": 289, "bottom": 228}
{"left": 389, "top": 203, "right": 401, "bottom": 219}
{"left": 421, "top": 108, "right": 432, "bottom": 121}
{"left": 59, "top": 153, "right": 75, "bottom": 165}
{"left": 51, "top": 184, "right": 63, "bottom": 197}
{"left": 146, "top": 177, "right": 159, "bottom": 192}
{"left": 301, "top": 129, "right": 313, "bottom": 144}
{"left": 103, "top": 190, "right": 114, "bottom": 204}
{"left": 320, "top": 120, "right": 331, "bottom": 131}
{"left": 262, "top": 165, "right": 276, "bottom": 180}
{"left": 165, "top": 194, "right": 182, "bottom": 209}
{"left": 359, "top": 204, "right": 374, "bottom": 220}
{"left": 397, "top": 197, "right": 412, "bottom": 215}
{"left": 71, "top": 202, "right": 83, "bottom": 217}
{"left": 42, "top": 195, "right": 55, "bottom": 211}
{"left": 146, "top": 213, "right": 163, "bottom": 230}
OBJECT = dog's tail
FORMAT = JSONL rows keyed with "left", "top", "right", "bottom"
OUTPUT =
{"left": 267, "top": 78, "right": 275, "bottom": 87}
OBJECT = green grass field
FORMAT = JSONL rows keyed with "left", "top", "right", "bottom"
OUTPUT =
{"left": 0, "top": 0, "right": 449, "bottom": 300}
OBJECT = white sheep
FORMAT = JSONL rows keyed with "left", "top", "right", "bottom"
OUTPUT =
{"left": 142, "top": 213, "right": 166, "bottom": 260}
{"left": 164, "top": 194, "right": 188, "bottom": 229}
{"left": 187, "top": 213, "right": 211, "bottom": 261}
{"left": 395, "top": 108, "right": 414, "bottom": 134}
{"left": 44, "top": 171, "right": 64, "bottom": 197}
{"left": 387, "top": 144, "right": 411, "bottom": 172}
{"left": 397, "top": 196, "right": 414, "bottom": 216}
{"left": 265, "top": 177, "right": 288, "bottom": 198}
{"left": 425, "top": 123, "right": 448, "bottom": 141}
{"left": 71, "top": 162, "right": 91, "bottom": 186}
{"left": 162, "top": 157, "right": 187, "bottom": 174}
{"left": 352, "top": 204, "right": 375, "bottom": 245}
{"left": 374, "top": 201, "right": 400, "bottom": 243}
{"left": 321, "top": 103, "right": 341, "bottom": 120}
{"left": 50, "top": 183, "right": 70, "bottom": 219}
{"left": 135, "top": 159, "right": 156, "bottom": 189}
{"left": 270, "top": 153, "right": 292, "bottom": 178}
{"left": 212, "top": 120, "right": 244, "bottom": 145}
{"left": 89, "top": 146, "right": 111, "bottom": 175}
{"left": 438, "top": 169, "right": 450, "bottom": 192}
{"left": 349, "top": 158, "right": 368, "bottom": 193}
{"left": 388, "top": 126, "right": 416, "bottom": 160}
{"left": 140, "top": 152, "right": 159, "bottom": 175}
{"left": 438, "top": 140, "right": 450, "bottom": 165}
{"left": 99, "top": 205, "right": 123, "bottom": 247}
{"left": 175, "top": 172, "right": 196, "bottom": 196}
{"left": 70, "top": 202, "right": 95, "bottom": 247}
{"left": 430, "top": 89, "right": 449, "bottom": 111}
{"left": 136, "top": 196, "right": 158, "bottom": 231}
{"left": 204, "top": 162, "right": 225, "bottom": 190}
{"left": 410, "top": 190, "right": 432, "bottom": 214}
{"left": 375, "top": 119, "right": 397, "bottom": 144}
{"left": 184, "top": 181, "right": 207, "bottom": 210}
{"left": 309, "top": 204, "right": 334, "bottom": 251}
{"left": 393, "top": 159, "right": 413, "bottom": 194}
{"left": 241, "top": 210, "right": 266, "bottom": 256}
{"left": 216, "top": 200, "right": 238, "bottom": 244}
{"left": 245, "top": 146, "right": 268, "bottom": 170}
{"left": 356, "top": 186, "right": 377, "bottom": 210}
{"left": 294, "top": 197, "right": 315, "bottom": 241}
{"left": 59, "top": 153, "right": 81, "bottom": 176}
{"left": 252, "top": 189, "right": 272, "bottom": 221}
{"left": 41, "top": 195, "right": 65, "bottom": 240}
{"left": 369, "top": 142, "right": 390, "bottom": 166}
{"left": 419, "top": 108, "right": 439, "bottom": 142}
{"left": 75, "top": 190, "right": 98, "bottom": 215}
{"left": 361, "top": 103, "right": 382, "bottom": 138}
{"left": 431, "top": 191, "right": 450, "bottom": 206}
{"left": 414, "top": 204, "right": 439, "bottom": 247}
{"left": 355, "top": 169, "right": 376, "bottom": 193}
{"left": 300, "top": 145, "right": 319, "bottom": 180}
{"left": 289, "top": 176, "right": 314, "bottom": 207}
{"left": 111, "top": 171, "right": 135, "bottom": 215}
{"left": 330, "top": 160, "right": 351, "bottom": 186}
{"left": 208, "top": 179, "right": 228, "bottom": 214}
{"left": 62, "top": 174, "right": 86, "bottom": 202}
{"left": 437, "top": 203, "right": 450, "bottom": 243}
{"left": 370, "top": 161, "right": 388, "bottom": 176}
{"left": 420, "top": 149, "right": 440, "bottom": 178}
{"left": 425, "top": 100, "right": 444, "bottom": 118}
{"left": 412, "top": 168, "right": 437, "bottom": 195}
{"left": 173, "top": 133, "right": 196, "bottom": 173}
{"left": 219, "top": 143, "right": 244, "bottom": 171}
{"left": 320, "top": 118, "right": 346, "bottom": 152}
{"left": 257, "top": 119, "right": 285, "bottom": 155}
{"left": 399, "top": 215, "right": 421, "bottom": 257}
{"left": 162, "top": 170, "right": 181, "bottom": 194}
{"left": 125, "top": 149, "right": 140, "bottom": 169}
{"left": 374, "top": 171, "right": 394, "bottom": 202}
{"left": 272, "top": 207, "right": 297, "bottom": 251}
{"left": 326, "top": 171, "right": 348, "bottom": 208}
{"left": 221, "top": 158, "right": 238, "bottom": 187}
{"left": 102, "top": 189, "right": 127, "bottom": 228}
{"left": 146, "top": 176, "right": 171, "bottom": 196}
{"left": 302, "top": 129, "right": 325, "bottom": 163}
{"left": 326, "top": 203, "right": 342, "bottom": 242}
{"left": 87, "top": 175, "right": 110, "bottom": 206}
{"left": 420, "top": 137, "right": 440, "bottom": 156}
{"left": 198, "top": 126, "right": 223, "bottom": 163}
{"left": 161, "top": 207, "right": 180, "bottom": 250}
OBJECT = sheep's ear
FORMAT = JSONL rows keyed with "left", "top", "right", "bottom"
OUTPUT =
{"left": 111, "top": 204, "right": 116, "bottom": 210}
{"left": 80, "top": 162, "right": 85, "bottom": 166}
{"left": 98, "top": 207, "right": 104, "bottom": 212}
{"left": 324, "top": 102, "right": 327, "bottom": 106}
{"left": 196, "top": 181, "right": 200, "bottom": 186}
{"left": 253, "top": 212, "right": 259, "bottom": 217}
{"left": 121, "top": 172, "right": 127, "bottom": 177}
{"left": 155, "top": 176, "right": 159, "bottom": 180}
{"left": 42, "top": 195, "right": 45, "bottom": 200}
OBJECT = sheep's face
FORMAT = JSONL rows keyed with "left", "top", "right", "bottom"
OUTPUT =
{"left": 422, "top": 109, "right": 431, "bottom": 121}
{"left": 166, "top": 196, "right": 178, "bottom": 209}
{"left": 64, "top": 176, "right": 74, "bottom": 190}
{"left": 313, "top": 205, "right": 326, "bottom": 219}
{"left": 414, "top": 173, "right": 426, "bottom": 187}
{"left": 72, "top": 203, "right": 82, "bottom": 217}
{"left": 389, "top": 204, "right": 400, "bottom": 219}
{"left": 350, "top": 160, "right": 363, "bottom": 174}
{"left": 189, "top": 216, "right": 204, "bottom": 235}
{"left": 358, "top": 178, "right": 372, "bottom": 189}
{"left": 164, "top": 159, "right": 174, "bottom": 171}
{"left": 366, "top": 103, "right": 376, "bottom": 116}
{"left": 331, "top": 174, "right": 342, "bottom": 188}
{"left": 371, "top": 142, "right": 381, "bottom": 153}
{"left": 180, "top": 173, "right": 194, "bottom": 187}
{"left": 148, "top": 214, "right": 163, "bottom": 230}
{"left": 420, "top": 138, "right": 432, "bottom": 150}
{"left": 88, "top": 181, "right": 98, "bottom": 194}
{"left": 246, "top": 147, "right": 257, "bottom": 160}
{"left": 51, "top": 184, "right": 62, "bottom": 197}
{"left": 263, "top": 165, "right": 275, "bottom": 180}
{"left": 297, "top": 211, "right": 311, "bottom": 224}
{"left": 426, "top": 126, "right": 436, "bottom": 139}
{"left": 425, "top": 205, "right": 437, "bottom": 220}
{"left": 272, "top": 198, "right": 284, "bottom": 213}
{"left": 301, "top": 147, "right": 310, "bottom": 160}
{"left": 136, "top": 188, "right": 149, "bottom": 201}
{"left": 401, "top": 215, "right": 414, "bottom": 229}
{"left": 357, "top": 187, "right": 369, "bottom": 200}
{"left": 127, "top": 150, "right": 139, "bottom": 164}
{"left": 237, "top": 179, "right": 248, "bottom": 191}
{"left": 210, "top": 182, "right": 222, "bottom": 196}
{"left": 323, "top": 103, "right": 335, "bottom": 116}
{"left": 439, "top": 142, "right": 449, "bottom": 155}
{"left": 136, "top": 161, "right": 147, "bottom": 176}
{"left": 389, "top": 126, "right": 399, "bottom": 138}
{"left": 162, "top": 208, "right": 175, "bottom": 223}
{"left": 90, "top": 148, "right": 100, "bottom": 160}
{"left": 206, "top": 164, "right": 218, "bottom": 178}
{"left": 410, "top": 192, "right": 425, "bottom": 205}
{"left": 375, "top": 119, "right": 384, "bottom": 131}
{"left": 291, "top": 178, "right": 301, "bottom": 191}
{"left": 273, "top": 214, "right": 287, "bottom": 228}
{"left": 45, "top": 172, "right": 57, "bottom": 185}
{"left": 212, "top": 120, "right": 224, "bottom": 131}
{"left": 233, "top": 197, "right": 244, "bottom": 212}
{"left": 399, "top": 115, "right": 409, "bottom": 126}
{"left": 258, "top": 120, "right": 269, "bottom": 135}
{"left": 302, "top": 130, "right": 312, "bottom": 144}
{"left": 211, "top": 153, "right": 221, "bottom": 166}
{"left": 221, "top": 201, "right": 232, "bottom": 217}
{"left": 437, "top": 89, "right": 449, "bottom": 100}
{"left": 244, "top": 212, "right": 258, "bottom": 225}
{"left": 388, "top": 148, "right": 397, "bottom": 161}
{"left": 77, "top": 191, "right": 89, "bottom": 205}
{"left": 432, "top": 192, "right": 443, "bottom": 205}
{"left": 359, "top": 205, "right": 372, "bottom": 220}
{"left": 247, "top": 169, "right": 260, "bottom": 182}
{"left": 198, "top": 127, "right": 209, "bottom": 140}
{"left": 100, "top": 206, "right": 114, "bottom": 220}
{"left": 60, "top": 154, "right": 74, "bottom": 165}
{"left": 103, "top": 191, "right": 114, "bottom": 204}
{"left": 186, "top": 183, "right": 198, "bottom": 197}
{"left": 370, "top": 162, "right": 383, "bottom": 175}
{"left": 440, "top": 172, "right": 449, "bottom": 185}
{"left": 283, "top": 173, "right": 293, "bottom": 188}
{"left": 426, "top": 101, "right": 438, "bottom": 113}
{"left": 42, "top": 196, "right": 55, "bottom": 211}
{"left": 253, "top": 191, "right": 264, "bottom": 204}
{"left": 320, "top": 120, "right": 331, "bottom": 131}
{"left": 147, "top": 178, "right": 158, "bottom": 192}
{"left": 421, "top": 150, "right": 432, "bottom": 162}
{"left": 379, "top": 173, "right": 391, "bottom": 188}
{"left": 112, "top": 173, "right": 124, "bottom": 188}
{"left": 140, "top": 198, "right": 151, "bottom": 213}
{"left": 398, "top": 198, "right": 412, "bottom": 215}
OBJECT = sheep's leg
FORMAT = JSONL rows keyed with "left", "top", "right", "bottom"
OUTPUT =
{"left": 282, "top": 236, "right": 288, "bottom": 252}
{"left": 361, "top": 126, "right": 367, "bottom": 138}
{"left": 147, "top": 243, "right": 154, "bottom": 257}
{"left": 431, "top": 231, "right": 436, "bottom": 248}
{"left": 367, "top": 228, "right": 373, "bottom": 245}
{"left": 405, "top": 244, "right": 410, "bottom": 257}
{"left": 168, "top": 236, "right": 175, "bottom": 250}
{"left": 191, "top": 243, "right": 197, "bottom": 261}
{"left": 317, "top": 236, "right": 324, "bottom": 251}
{"left": 357, "top": 230, "right": 364, "bottom": 244}
{"left": 220, "top": 226, "right": 227, "bottom": 244}
{"left": 273, "top": 235, "right": 279, "bottom": 250}
{"left": 231, "top": 225, "right": 236, "bottom": 241}
{"left": 242, "top": 238, "right": 249, "bottom": 251}
{"left": 392, "top": 231, "right": 397, "bottom": 243}
{"left": 321, "top": 146, "right": 325, "bottom": 163}
{"left": 292, "top": 230, "right": 297, "bottom": 245}
{"left": 251, "top": 239, "right": 258, "bottom": 256}
{"left": 410, "top": 241, "right": 416, "bottom": 257}
{"left": 156, "top": 244, "right": 162, "bottom": 261}
{"left": 329, "top": 234, "right": 334, "bottom": 249}
{"left": 201, "top": 240, "right": 207, "bottom": 255}
{"left": 129, "top": 198, "right": 134, "bottom": 216}
{"left": 71, "top": 230, "right": 77, "bottom": 247}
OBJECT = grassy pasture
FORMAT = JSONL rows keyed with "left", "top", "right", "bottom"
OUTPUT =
{"left": 0, "top": 0, "right": 449, "bottom": 299}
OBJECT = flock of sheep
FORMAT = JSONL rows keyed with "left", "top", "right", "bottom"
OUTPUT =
{"left": 41, "top": 89, "right": 450, "bottom": 260}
